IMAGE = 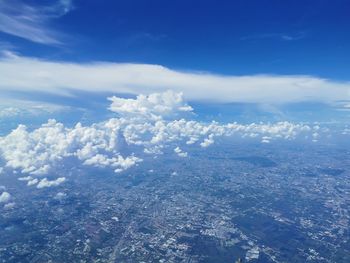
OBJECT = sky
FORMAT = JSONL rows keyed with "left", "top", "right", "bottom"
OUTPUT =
{"left": 0, "top": 0, "right": 350, "bottom": 191}
{"left": 0, "top": 0, "right": 350, "bottom": 110}
{"left": 0, "top": 0, "right": 349, "bottom": 78}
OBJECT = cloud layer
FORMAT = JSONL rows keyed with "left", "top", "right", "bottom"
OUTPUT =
{"left": 1, "top": 53, "right": 350, "bottom": 104}
{"left": 0, "top": 91, "right": 324, "bottom": 187}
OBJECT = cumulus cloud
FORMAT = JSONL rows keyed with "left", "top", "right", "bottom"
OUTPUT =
{"left": 108, "top": 90, "right": 193, "bottom": 120}
{"left": 37, "top": 177, "right": 66, "bottom": 189}
{"left": 4, "top": 202, "right": 15, "bottom": 209}
{"left": 1, "top": 54, "right": 350, "bottom": 104}
{"left": 0, "top": 91, "right": 325, "bottom": 184}
{"left": 0, "top": 119, "right": 140, "bottom": 176}
{"left": 54, "top": 192, "right": 67, "bottom": 200}
{"left": 18, "top": 176, "right": 39, "bottom": 186}
{"left": 28, "top": 178, "right": 39, "bottom": 186}
{"left": 200, "top": 134, "right": 215, "bottom": 148}
{"left": 174, "top": 147, "right": 188, "bottom": 158}
{"left": 261, "top": 136, "right": 271, "bottom": 143}
{"left": 0, "top": 191, "right": 11, "bottom": 203}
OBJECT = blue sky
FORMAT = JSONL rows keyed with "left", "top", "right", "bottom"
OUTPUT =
{"left": 0, "top": 0, "right": 350, "bottom": 115}
{"left": 1, "top": 0, "right": 349, "bottom": 78}
{"left": 1, "top": 0, "right": 350, "bottom": 190}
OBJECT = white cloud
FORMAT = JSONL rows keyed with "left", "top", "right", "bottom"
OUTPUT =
{"left": 240, "top": 32, "right": 306, "bottom": 42}
{"left": 200, "top": 134, "right": 215, "bottom": 148}
{"left": 0, "top": 0, "right": 73, "bottom": 45}
{"left": 174, "top": 147, "right": 188, "bottom": 157}
{"left": 54, "top": 192, "right": 67, "bottom": 200}
{"left": 261, "top": 136, "right": 271, "bottom": 143}
{"left": 37, "top": 177, "right": 66, "bottom": 189}
{"left": 0, "top": 107, "right": 21, "bottom": 118}
{"left": 18, "top": 176, "right": 33, "bottom": 181}
{"left": 108, "top": 90, "right": 193, "bottom": 120}
{"left": 18, "top": 176, "right": 40, "bottom": 186}
{"left": 0, "top": 191, "right": 11, "bottom": 203}
{"left": 0, "top": 54, "right": 350, "bottom": 104}
{"left": 0, "top": 117, "right": 143, "bottom": 176}
{"left": 4, "top": 202, "right": 15, "bottom": 209}
{"left": 28, "top": 178, "right": 39, "bottom": 186}
{"left": 83, "top": 154, "right": 141, "bottom": 173}
{"left": 0, "top": 101, "right": 71, "bottom": 118}
{"left": 0, "top": 91, "right": 326, "bottom": 182}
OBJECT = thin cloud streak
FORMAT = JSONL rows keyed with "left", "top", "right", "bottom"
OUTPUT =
{"left": 240, "top": 32, "right": 306, "bottom": 41}
{"left": 0, "top": 0, "right": 73, "bottom": 45}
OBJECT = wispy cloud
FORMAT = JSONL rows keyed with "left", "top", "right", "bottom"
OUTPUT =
{"left": 0, "top": 52, "right": 349, "bottom": 104}
{"left": 0, "top": 0, "right": 73, "bottom": 45}
{"left": 240, "top": 32, "right": 306, "bottom": 41}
